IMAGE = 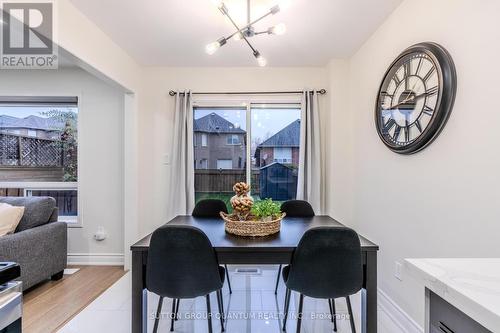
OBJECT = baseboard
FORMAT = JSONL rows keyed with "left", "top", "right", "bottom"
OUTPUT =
{"left": 67, "top": 253, "right": 124, "bottom": 266}
{"left": 378, "top": 288, "right": 423, "bottom": 333}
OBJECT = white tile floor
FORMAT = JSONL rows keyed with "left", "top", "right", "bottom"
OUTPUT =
{"left": 58, "top": 266, "right": 401, "bottom": 333}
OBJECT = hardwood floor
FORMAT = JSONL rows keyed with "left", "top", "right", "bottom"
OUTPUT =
{"left": 23, "top": 265, "right": 126, "bottom": 333}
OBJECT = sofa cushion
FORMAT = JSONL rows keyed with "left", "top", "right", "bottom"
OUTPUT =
{"left": 0, "top": 203, "right": 25, "bottom": 236}
{"left": 0, "top": 197, "right": 56, "bottom": 232}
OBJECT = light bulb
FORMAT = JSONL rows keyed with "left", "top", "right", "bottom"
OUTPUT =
{"left": 205, "top": 41, "right": 220, "bottom": 55}
{"left": 270, "top": 23, "right": 286, "bottom": 35}
{"left": 253, "top": 51, "right": 267, "bottom": 67}
{"left": 257, "top": 56, "right": 267, "bottom": 67}
{"left": 205, "top": 37, "right": 227, "bottom": 55}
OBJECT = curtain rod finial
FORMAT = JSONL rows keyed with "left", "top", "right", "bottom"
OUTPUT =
{"left": 169, "top": 90, "right": 176, "bottom": 96}
{"left": 319, "top": 89, "right": 326, "bottom": 94}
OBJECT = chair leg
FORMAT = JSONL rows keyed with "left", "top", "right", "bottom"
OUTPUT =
{"left": 216, "top": 289, "right": 225, "bottom": 332}
{"left": 224, "top": 264, "right": 232, "bottom": 294}
{"left": 170, "top": 298, "right": 177, "bottom": 332}
{"left": 206, "top": 294, "right": 213, "bottom": 333}
{"left": 283, "top": 288, "right": 291, "bottom": 330}
{"left": 296, "top": 294, "right": 304, "bottom": 333}
{"left": 346, "top": 296, "right": 356, "bottom": 333}
{"left": 153, "top": 296, "right": 164, "bottom": 333}
{"left": 274, "top": 264, "right": 282, "bottom": 295}
{"left": 330, "top": 299, "right": 337, "bottom": 332}
{"left": 175, "top": 299, "right": 180, "bottom": 321}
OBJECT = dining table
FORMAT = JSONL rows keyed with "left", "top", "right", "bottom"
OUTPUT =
{"left": 130, "top": 215, "right": 379, "bottom": 333}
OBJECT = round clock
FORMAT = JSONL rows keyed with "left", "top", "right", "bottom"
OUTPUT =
{"left": 375, "top": 42, "right": 457, "bottom": 154}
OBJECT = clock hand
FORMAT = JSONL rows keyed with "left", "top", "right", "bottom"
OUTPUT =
{"left": 384, "top": 91, "right": 431, "bottom": 110}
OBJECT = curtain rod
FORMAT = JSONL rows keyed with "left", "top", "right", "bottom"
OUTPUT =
{"left": 168, "top": 89, "right": 327, "bottom": 96}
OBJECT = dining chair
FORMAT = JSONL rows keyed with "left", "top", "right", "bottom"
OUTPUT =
{"left": 146, "top": 225, "right": 226, "bottom": 333}
{"left": 282, "top": 227, "right": 362, "bottom": 333}
{"left": 192, "top": 199, "right": 233, "bottom": 294}
{"left": 275, "top": 200, "right": 315, "bottom": 294}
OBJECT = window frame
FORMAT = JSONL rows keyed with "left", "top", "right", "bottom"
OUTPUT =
{"left": 201, "top": 133, "right": 208, "bottom": 147}
{"left": 24, "top": 185, "right": 79, "bottom": 224}
{"left": 273, "top": 147, "right": 293, "bottom": 164}
{"left": 226, "top": 134, "right": 240, "bottom": 145}
{"left": 0, "top": 95, "right": 82, "bottom": 228}
{"left": 192, "top": 95, "right": 302, "bottom": 193}
{"left": 216, "top": 159, "right": 233, "bottom": 170}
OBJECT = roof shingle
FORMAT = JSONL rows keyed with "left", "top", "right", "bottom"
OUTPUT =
{"left": 258, "top": 119, "right": 301, "bottom": 147}
{"left": 194, "top": 112, "right": 245, "bottom": 134}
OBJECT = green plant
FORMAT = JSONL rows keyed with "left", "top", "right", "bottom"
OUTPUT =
{"left": 251, "top": 198, "right": 282, "bottom": 220}
{"left": 42, "top": 109, "right": 78, "bottom": 182}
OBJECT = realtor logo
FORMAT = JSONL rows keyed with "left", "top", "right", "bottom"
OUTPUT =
{"left": 1, "top": 1, "right": 58, "bottom": 69}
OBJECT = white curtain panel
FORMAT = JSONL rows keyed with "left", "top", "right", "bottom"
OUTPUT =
{"left": 169, "top": 91, "right": 195, "bottom": 215}
{"left": 297, "top": 90, "right": 322, "bottom": 213}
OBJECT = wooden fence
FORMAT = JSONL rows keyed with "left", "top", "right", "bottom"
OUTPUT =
{"left": 0, "top": 133, "right": 63, "bottom": 167}
{"left": 195, "top": 169, "right": 261, "bottom": 194}
{"left": 0, "top": 188, "right": 22, "bottom": 197}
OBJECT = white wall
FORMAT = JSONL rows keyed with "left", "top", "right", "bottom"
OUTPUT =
{"left": 138, "top": 67, "right": 329, "bottom": 235}
{"left": 0, "top": 68, "right": 126, "bottom": 262}
{"left": 325, "top": 0, "right": 500, "bottom": 326}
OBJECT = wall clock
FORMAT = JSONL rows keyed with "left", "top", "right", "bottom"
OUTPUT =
{"left": 375, "top": 42, "right": 457, "bottom": 154}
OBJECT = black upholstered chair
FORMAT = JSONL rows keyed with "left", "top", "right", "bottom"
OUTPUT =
{"left": 282, "top": 227, "right": 362, "bottom": 333}
{"left": 192, "top": 199, "right": 233, "bottom": 294}
{"left": 274, "top": 200, "right": 315, "bottom": 294}
{"left": 146, "top": 225, "right": 226, "bottom": 333}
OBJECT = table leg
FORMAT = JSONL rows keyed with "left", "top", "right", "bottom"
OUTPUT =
{"left": 362, "top": 251, "right": 378, "bottom": 333}
{"left": 132, "top": 251, "right": 146, "bottom": 333}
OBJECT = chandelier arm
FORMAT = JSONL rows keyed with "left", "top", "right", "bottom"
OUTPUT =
{"left": 226, "top": 10, "right": 274, "bottom": 40}
{"left": 247, "top": 0, "right": 251, "bottom": 25}
{"left": 225, "top": 11, "right": 257, "bottom": 53}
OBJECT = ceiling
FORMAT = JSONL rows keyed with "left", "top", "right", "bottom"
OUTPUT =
{"left": 69, "top": 0, "right": 402, "bottom": 67}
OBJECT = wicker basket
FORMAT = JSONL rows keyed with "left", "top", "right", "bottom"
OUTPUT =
{"left": 220, "top": 212, "right": 286, "bottom": 237}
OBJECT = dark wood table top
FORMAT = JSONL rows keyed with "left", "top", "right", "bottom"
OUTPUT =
{"left": 131, "top": 215, "right": 379, "bottom": 252}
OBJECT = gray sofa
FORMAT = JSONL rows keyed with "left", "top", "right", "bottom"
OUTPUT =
{"left": 0, "top": 196, "right": 67, "bottom": 290}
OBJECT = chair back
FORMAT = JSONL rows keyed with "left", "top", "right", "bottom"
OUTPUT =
{"left": 146, "top": 225, "right": 223, "bottom": 298}
{"left": 192, "top": 199, "right": 228, "bottom": 217}
{"left": 281, "top": 200, "right": 315, "bottom": 217}
{"left": 285, "top": 227, "right": 363, "bottom": 299}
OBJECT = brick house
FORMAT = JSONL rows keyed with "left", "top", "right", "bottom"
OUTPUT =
{"left": 254, "top": 119, "right": 300, "bottom": 167}
{"left": 193, "top": 112, "right": 246, "bottom": 170}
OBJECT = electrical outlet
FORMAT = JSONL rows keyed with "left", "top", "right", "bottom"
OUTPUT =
{"left": 395, "top": 261, "right": 403, "bottom": 281}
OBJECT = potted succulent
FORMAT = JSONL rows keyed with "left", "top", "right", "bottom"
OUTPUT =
{"left": 251, "top": 199, "right": 282, "bottom": 222}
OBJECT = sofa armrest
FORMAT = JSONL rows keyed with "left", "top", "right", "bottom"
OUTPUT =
{"left": 0, "top": 222, "right": 67, "bottom": 290}
{"left": 48, "top": 207, "right": 59, "bottom": 223}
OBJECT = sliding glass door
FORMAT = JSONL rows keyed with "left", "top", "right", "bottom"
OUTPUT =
{"left": 193, "top": 103, "right": 301, "bottom": 211}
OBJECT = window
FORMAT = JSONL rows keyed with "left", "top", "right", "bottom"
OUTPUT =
{"left": 0, "top": 96, "right": 79, "bottom": 225}
{"left": 226, "top": 134, "right": 240, "bottom": 145}
{"left": 201, "top": 133, "right": 207, "bottom": 147}
{"left": 273, "top": 147, "right": 292, "bottom": 163}
{"left": 25, "top": 188, "right": 77, "bottom": 223}
{"left": 217, "top": 159, "right": 232, "bottom": 170}
{"left": 193, "top": 104, "right": 301, "bottom": 211}
{"left": 194, "top": 108, "right": 246, "bottom": 210}
{"left": 198, "top": 159, "right": 208, "bottom": 169}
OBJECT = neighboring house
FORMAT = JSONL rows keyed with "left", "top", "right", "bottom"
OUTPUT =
{"left": 0, "top": 115, "right": 63, "bottom": 139}
{"left": 193, "top": 112, "right": 246, "bottom": 170}
{"left": 254, "top": 119, "right": 300, "bottom": 167}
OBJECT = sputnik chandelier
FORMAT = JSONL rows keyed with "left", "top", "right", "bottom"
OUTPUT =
{"left": 206, "top": 0, "right": 288, "bottom": 66}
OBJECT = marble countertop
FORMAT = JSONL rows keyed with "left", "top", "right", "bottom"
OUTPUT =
{"left": 405, "top": 258, "right": 500, "bottom": 332}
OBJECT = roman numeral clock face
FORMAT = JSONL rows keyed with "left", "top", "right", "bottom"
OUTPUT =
{"left": 375, "top": 43, "right": 457, "bottom": 154}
